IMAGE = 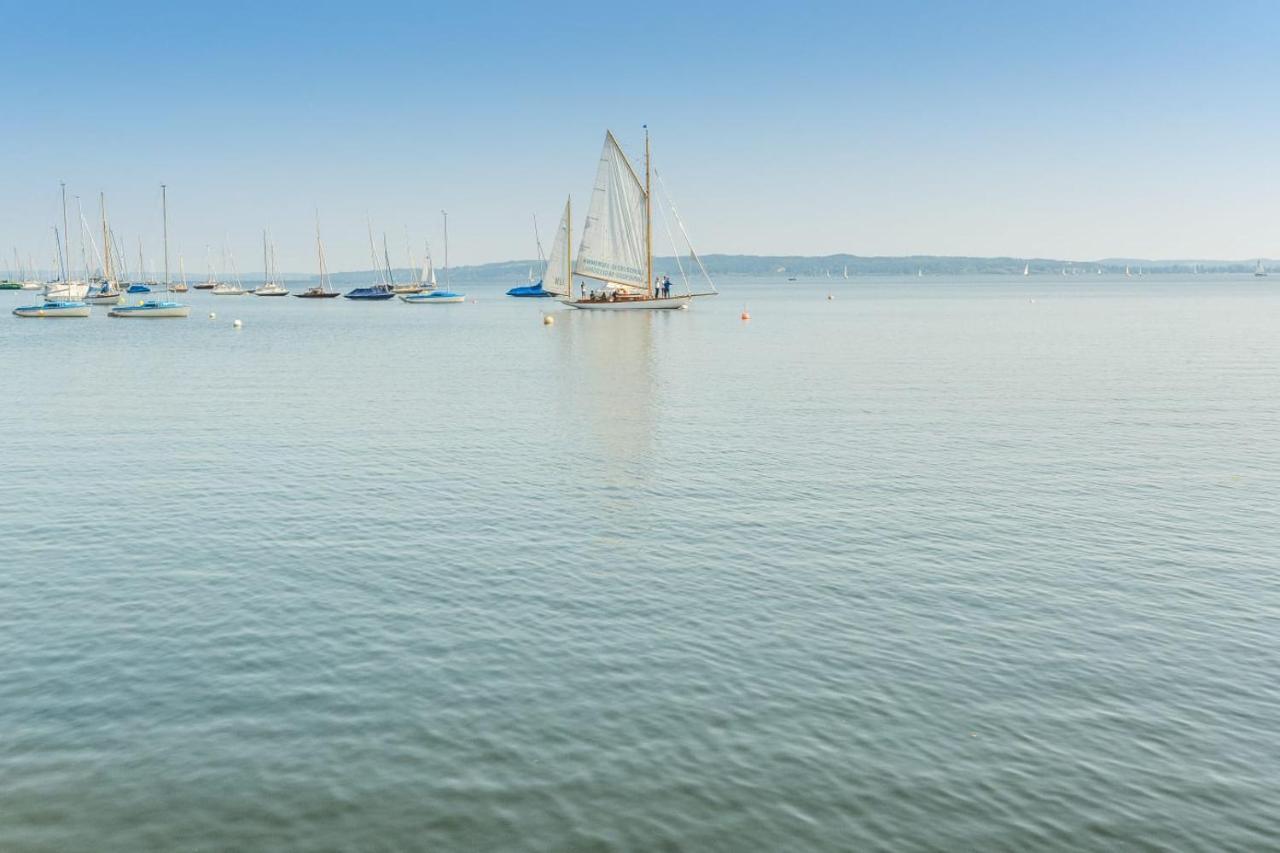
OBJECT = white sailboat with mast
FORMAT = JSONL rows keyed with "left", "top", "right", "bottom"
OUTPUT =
{"left": 85, "top": 193, "right": 123, "bottom": 304}
{"left": 253, "top": 231, "right": 289, "bottom": 295}
{"left": 562, "top": 128, "right": 716, "bottom": 310}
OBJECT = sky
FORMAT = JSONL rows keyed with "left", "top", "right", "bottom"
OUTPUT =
{"left": 2, "top": 0, "right": 1278, "bottom": 273}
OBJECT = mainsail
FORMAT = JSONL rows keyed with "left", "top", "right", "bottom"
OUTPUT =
{"left": 543, "top": 197, "right": 572, "bottom": 296}
{"left": 575, "top": 131, "right": 648, "bottom": 290}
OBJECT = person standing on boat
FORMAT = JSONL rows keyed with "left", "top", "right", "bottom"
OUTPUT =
{"left": 662, "top": 275, "right": 672, "bottom": 298}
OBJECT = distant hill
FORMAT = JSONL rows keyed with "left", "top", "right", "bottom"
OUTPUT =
{"left": 242, "top": 254, "right": 1273, "bottom": 285}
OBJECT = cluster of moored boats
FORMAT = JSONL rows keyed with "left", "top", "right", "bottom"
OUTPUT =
{"left": 10, "top": 129, "right": 718, "bottom": 319}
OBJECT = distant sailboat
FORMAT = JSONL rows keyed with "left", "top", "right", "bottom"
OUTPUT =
{"left": 345, "top": 220, "right": 396, "bottom": 300}
{"left": 1023, "top": 263, "right": 1030, "bottom": 276}
{"left": 1125, "top": 265, "right": 1132, "bottom": 277}
{"left": 110, "top": 184, "right": 190, "bottom": 317}
{"left": 195, "top": 246, "right": 218, "bottom": 289}
{"left": 843, "top": 265, "right": 849, "bottom": 280}
{"left": 253, "top": 232, "right": 289, "bottom": 295}
{"left": 296, "top": 214, "right": 342, "bottom": 298}
{"left": 85, "top": 193, "right": 123, "bottom": 305}
{"left": 1254, "top": 259, "right": 1268, "bottom": 277}
{"left": 507, "top": 214, "right": 553, "bottom": 297}
{"left": 401, "top": 211, "right": 466, "bottom": 303}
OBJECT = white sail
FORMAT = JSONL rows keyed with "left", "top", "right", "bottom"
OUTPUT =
{"left": 542, "top": 197, "right": 572, "bottom": 296}
{"left": 574, "top": 131, "right": 648, "bottom": 289}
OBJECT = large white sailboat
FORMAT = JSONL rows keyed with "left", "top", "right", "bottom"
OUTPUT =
{"left": 560, "top": 129, "right": 716, "bottom": 310}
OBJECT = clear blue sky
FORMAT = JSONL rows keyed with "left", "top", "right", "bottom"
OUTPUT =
{"left": 3, "top": 0, "right": 1277, "bottom": 273}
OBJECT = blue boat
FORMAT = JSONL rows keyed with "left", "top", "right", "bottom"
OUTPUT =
{"left": 13, "top": 300, "right": 91, "bottom": 318}
{"left": 400, "top": 290, "right": 465, "bottom": 304}
{"left": 109, "top": 300, "right": 190, "bottom": 318}
{"left": 127, "top": 283, "right": 152, "bottom": 293}
{"left": 344, "top": 284, "right": 395, "bottom": 300}
{"left": 506, "top": 279, "right": 551, "bottom": 297}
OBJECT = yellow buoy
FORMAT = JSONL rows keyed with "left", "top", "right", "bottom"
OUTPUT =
{"left": 542, "top": 314, "right": 554, "bottom": 325}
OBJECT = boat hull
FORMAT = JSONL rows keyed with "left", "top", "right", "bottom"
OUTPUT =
{"left": 211, "top": 289, "right": 247, "bottom": 296}
{"left": 109, "top": 303, "right": 191, "bottom": 318}
{"left": 85, "top": 293, "right": 123, "bottom": 305}
{"left": 14, "top": 302, "right": 91, "bottom": 318}
{"left": 345, "top": 292, "right": 396, "bottom": 300}
{"left": 253, "top": 290, "right": 290, "bottom": 296}
{"left": 294, "top": 291, "right": 341, "bottom": 299}
{"left": 401, "top": 293, "right": 466, "bottom": 303}
{"left": 560, "top": 296, "right": 692, "bottom": 311}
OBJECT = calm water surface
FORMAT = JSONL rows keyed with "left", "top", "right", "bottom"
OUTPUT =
{"left": 2, "top": 277, "right": 1277, "bottom": 851}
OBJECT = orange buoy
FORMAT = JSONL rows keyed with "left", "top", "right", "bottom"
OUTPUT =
{"left": 740, "top": 306, "right": 750, "bottom": 321}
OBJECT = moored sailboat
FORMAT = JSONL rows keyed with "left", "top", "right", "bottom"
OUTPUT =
{"left": 507, "top": 215, "right": 553, "bottom": 297}
{"left": 401, "top": 210, "right": 466, "bottom": 303}
{"left": 253, "top": 232, "right": 289, "bottom": 295}
{"left": 296, "top": 214, "right": 342, "bottom": 298}
{"left": 110, "top": 185, "right": 190, "bottom": 318}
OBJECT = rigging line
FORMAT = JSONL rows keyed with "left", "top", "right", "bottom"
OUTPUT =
{"left": 652, "top": 183, "right": 689, "bottom": 293}
{"left": 655, "top": 168, "right": 718, "bottom": 294}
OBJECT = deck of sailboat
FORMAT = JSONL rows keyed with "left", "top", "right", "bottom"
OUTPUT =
{"left": 561, "top": 294, "right": 692, "bottom": 310}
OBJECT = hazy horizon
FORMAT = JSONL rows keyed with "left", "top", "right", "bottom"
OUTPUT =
{"left": 4, "top": 1, "right": 1277, "bottom": 273}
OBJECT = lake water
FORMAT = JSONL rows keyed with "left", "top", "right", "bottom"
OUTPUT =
{"left": 2, "top": 276, "right": 1277, "bottom": 851}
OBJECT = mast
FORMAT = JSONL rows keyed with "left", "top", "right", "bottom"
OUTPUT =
{"left": 382, "top": 233, "right": 396, "bottom": 285}
{"left": 263, "top": 230, "right": 269, "bottom": 287}
{"left": 75, "top": 196, "right": 87, "bottom": 280}
{"left": 442, "top": 210, "right": 449, "bottom": 288}
{"left": 161, "top": 184, "right": 170, "bottom": 287}
{"left": 60, "top": 181, "right": 69, "bottom": 282}
{"left": 315, "top": 211, "right": 328, "bottom": 291}
{"left": 567, "top": 196, "right": 572, "bottom": 299}
{"left": 644, "top": 126, "right": 653, "bottom": 298}
{"left": 101, "top": 193, "right": 112, "bottom": 281}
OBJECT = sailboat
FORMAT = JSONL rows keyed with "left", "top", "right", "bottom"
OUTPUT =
{"left": 13, "top": 225, "right": 91, "bottom": 313}
{"left": 172, "top": 254, "right": 189, "bottom": 292}
{"left": 45, "top": 184, "right": 89, "bottom": 301}
{"left": 211, "top": 248, "right": 247, "bottom": 296}
{"left": 296, "top": 214, "right": 342, "bottom": 298}
{"left": 390, "top": 229, "right": 427, "bottom": 294}
{"left": 560, "top": 129, "right": 716, "bottom": 310}
{"left": 253, "top": 232, "right": 289, "bottom": 295}
{"left": 110, "top": 184, "right": 190, "bottom": 317}
{"left": 345, "top": 220, "right": 396, "bottom": 300}
{"left": 1022, "top": 263, "right": 1030, "bottom": 276}
{"left": 843, "top": 265, "right": 849, "bottom": 280}
{"left": 508, "top": 215, "right": 553, "bottom": 297}
{"left": 1254, "top": 259, "right": 1268, "bottom": 277}
{"left": 85, "top": 193, "right": 123, "bottom": 304}
{"left": 1125, "top": 265, "right": 1132, "bottom": 277}
{"left": 401, "top": 210, "right": 466, "bottom": 303}
{"left": 195, "top": 247, "right": 219, "bottom": 289}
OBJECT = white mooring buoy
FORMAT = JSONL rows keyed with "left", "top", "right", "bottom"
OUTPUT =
{"left": 233, "top": 319, "right": 242, "bottom": 328}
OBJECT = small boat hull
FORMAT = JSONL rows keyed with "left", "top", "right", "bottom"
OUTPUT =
{"left": 294, "top": 290, "right": 341, "bottom": 299}
{"left": 193, "top": 283, "right": 216, "bottom": 290}
{"left": 14, "top": 301, "right": 91, "bottom": 318}
{"left": 109, "top": 301, "right": 191, "bottom": 318}
{"left": 401, "top": 291, "right": 466, "bottom": 304}
{"left": 85, "top": 292, "right": 123, "bottom": 305}
{"left": 506, "top": 282, "right": 552, "bottom": 297}
{"left": 391, "top": 285, "right": 426, "bottom": 294}
{"left": 345, "top": 291, "right": 396, "bottom": 300}
{"left": 253, "top": 290, "right": 290, "bottom": 296}
{"left": 560, "top": 296, "right": 692, "bottom": 311}
{"left": 211, "top": 288, "right": 247, "bottom": 296}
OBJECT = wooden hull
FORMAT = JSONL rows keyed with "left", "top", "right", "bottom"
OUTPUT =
{"left": 560, "top": 296, "right": 691, "bottom": 311}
